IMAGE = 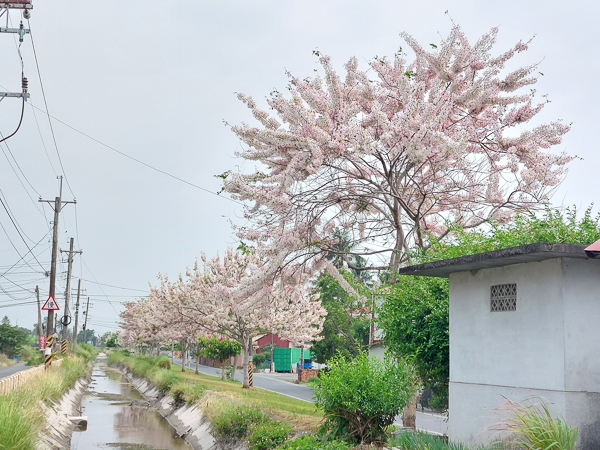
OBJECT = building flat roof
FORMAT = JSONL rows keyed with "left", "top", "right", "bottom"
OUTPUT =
{"left": 397, "top": 243, "right": 590, "bottom": 278}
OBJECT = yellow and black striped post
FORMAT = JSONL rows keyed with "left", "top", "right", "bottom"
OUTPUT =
{"left": 61, "top": 339, "right": 67, "bottom": 354}
{"left": 44, "top": 334, "right": 53, "bottom": 369}
{"left": 248, "top": 361, "right": 253, "bottom": 387}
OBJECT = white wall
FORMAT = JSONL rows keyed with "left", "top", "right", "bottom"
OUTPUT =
{"left": 449, "top": 258, "right": 565, "bottom": 391}
{"left": 448, "top": 257, "right": 600, "bottom": 447}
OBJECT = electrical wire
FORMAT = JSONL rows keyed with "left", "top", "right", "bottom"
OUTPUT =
{"left": 27, "top": 20, "right": 75, "bottom": 198}
{"left": 0, "top": 197, "right": 46, "bottom": 272}
{"left": 81, "top": 258, "right": 119, "bottom": 315}
{"left": 0, "top": 132, "right": 46, "bottom": 218}
{"left": 0, "top": 98, "right": 25, "bottom": 144}
{"left": 80, "top": 278, "right": 148, "bottom": 293}
{"left": 25, "top": 103, "right": 243, "bottom": 205}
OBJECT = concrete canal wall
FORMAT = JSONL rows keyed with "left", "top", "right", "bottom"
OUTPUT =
{"left": 121, "top": 368, "right": 246, "bottom": 450}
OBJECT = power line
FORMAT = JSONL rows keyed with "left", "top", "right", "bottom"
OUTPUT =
{"left": 80, "top": 278, "right": 148, "bottom": 293}
{"left": 0, "top": 131, "right": 46, "bottom": 219}
{"left": 27, "top": 20, "right": 75, "bottom": 198}
{"left": 25, "top": 103, "right": 243, "bottom": 205}
{"left": 82, "top": 258, "right": 119, "bottom": 315}
{"left": 0, "top": 197, "right": 46, "bottom": 272}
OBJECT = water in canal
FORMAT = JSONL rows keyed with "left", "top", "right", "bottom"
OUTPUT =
{"left": 71, "top": 357, "right": 190, "bottom": 450}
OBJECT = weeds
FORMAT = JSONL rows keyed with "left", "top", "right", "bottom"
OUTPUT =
{"left": 0, "top": 354, "right": 91, "bottom": 450}
{"left": 208, "top": 403, "right": 268, "bottom": 439}
{"left": 499, "top": 400, "right": 578, "bottom": 450}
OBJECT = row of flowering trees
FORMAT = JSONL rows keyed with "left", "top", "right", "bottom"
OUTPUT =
{"left": 119, "top": 247, "right": 327, "bottom": 388}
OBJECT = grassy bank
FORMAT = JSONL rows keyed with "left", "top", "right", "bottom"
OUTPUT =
{"left": 108, "top": 352, "right": 321, "bottom": 429}
{"left": 0, "top": 344, "right": 96, "bottom": 450}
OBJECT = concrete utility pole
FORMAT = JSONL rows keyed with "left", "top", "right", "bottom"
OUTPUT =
{"left": 39, "top": 176, "right": 76, "bottom": 364}
{"left": 82, "top": 296, "right": 90, "bottom": 344}
{"left": 60, "top": 237, "right": 82, "bottom": 348}
{"left": 72, "top": 279, "right": 81, "bottom": 351}
{"left": 35, "top": 286, "right": 43, "bottom": 336}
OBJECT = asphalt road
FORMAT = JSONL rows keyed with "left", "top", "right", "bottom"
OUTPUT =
{"left": 173, "top": 358, "right": 448, "bottom": 435}
{"left": 0, "top": 362, "right": 30, "bottom": 378}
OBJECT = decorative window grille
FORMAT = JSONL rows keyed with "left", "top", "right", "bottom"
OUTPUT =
{"left": 490, "top": 284, "right": 517, "bottom": 312}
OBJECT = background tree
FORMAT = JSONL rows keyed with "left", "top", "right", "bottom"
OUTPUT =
{"left": 197, "top": 336, "right": 243, "bottom": 380}
{"left": 0, "top": 323, "right": 29, "bottom": 357}
{"left": 311, "top": 269, "right": 370, "bottom": 363}
{"left": 378, "top": 205, "right": 600, "bottom": 410}
{"left": 77, "top": 329, "right": 97, "bottom": 346}
{"left": 223, "top": 26, "right": 571, "bottom": 274}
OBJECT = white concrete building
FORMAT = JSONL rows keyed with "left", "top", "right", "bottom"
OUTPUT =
{"left": 398, "top": 242, "right": 600, "bottom": 449}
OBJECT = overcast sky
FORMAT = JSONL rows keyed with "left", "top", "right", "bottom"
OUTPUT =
{"left": 0, "top": 0, "right": 597, "bottom": 336}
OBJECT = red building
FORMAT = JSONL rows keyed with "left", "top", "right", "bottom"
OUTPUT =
{"left": 255, "top": 333, "right": 290, "bottom": 351}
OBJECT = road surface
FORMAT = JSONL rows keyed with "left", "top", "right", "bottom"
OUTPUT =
{"left": 173, "top": 358, "right": 448, "bottom": 435}
{"left": 0, "top": 362, "right": 31, "bottom": 379}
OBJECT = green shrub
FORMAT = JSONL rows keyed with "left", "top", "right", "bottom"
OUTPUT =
{"left": 247, "top": 420, "right": 294, "bottom": 450}
{"left": 314, "top": 350, "right": 417, "bottom": 445}
{"left": 157, "top": 359, "right": 171, "bottom": 370}
{"left": 170, "top": 381, "right": 205, "bottom": 404}
{"left": 306, "top": 376, "right": 320, "bottom": 386}
{"left": 25, "top": 351, "right": 43, "bottom": 367}
{"left": 278, "top": 434, "right": 352, "bottom": 449}
{"left": 152, "top": 370, "right": 179, "bottom": 392}
{"left": 210, "top": 404, "right": 268, "bottom": 439}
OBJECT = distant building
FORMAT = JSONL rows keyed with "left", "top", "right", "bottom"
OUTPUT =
{"left": 255, "top": 333, "right": 291, "bottom": 350}
{"left": 398, "top": 242, "right": 600, "bottom": 448}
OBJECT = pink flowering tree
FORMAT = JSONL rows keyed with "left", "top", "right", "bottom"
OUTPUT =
{"left": 223, "top": 26, "right": 572, "bottom": 272}
{"left": 178, "top": 247, "right": 326, "bottom": 388}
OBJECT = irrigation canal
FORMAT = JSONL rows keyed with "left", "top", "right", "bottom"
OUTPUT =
{"left": 70, "top": 356, "right": 190, "bottom": 450}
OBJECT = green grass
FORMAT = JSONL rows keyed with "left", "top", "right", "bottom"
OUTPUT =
{"left": 391, "top": 431, "right": 509, "bottom": 450}
{"left": 0, "top": 353, "right": 93, "bottom": 450}
{"left": 108, "top": 352, "right": 322, "bottom": 432}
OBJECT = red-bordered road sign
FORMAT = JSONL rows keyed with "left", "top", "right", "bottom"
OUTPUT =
{"left": 42, "top": 295, "right": 60, "bottom": 311}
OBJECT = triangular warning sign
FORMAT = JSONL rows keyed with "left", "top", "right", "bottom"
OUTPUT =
{"left": 42, "top": 295, "right": 60, "bottom": 311}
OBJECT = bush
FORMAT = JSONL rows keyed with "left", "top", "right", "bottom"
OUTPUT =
{"left": 247, "top": 420, "right": 294, "bottom": 450}
{"left": 170, "top": 381, "right": 205, "bottom": 404}
{"left": 314, "top": 350, "right": 417, "bottom": 445}
{"left": 157, "top": 359, "right": 171, "bottom": 370}
{"left": 278, "top": 434, "right": 352, "bottom": 449}
{"left": 210, "top": 404, "right": 268, "bottom": 439}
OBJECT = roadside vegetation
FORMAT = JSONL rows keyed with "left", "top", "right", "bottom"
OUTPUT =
{"left": 378, "top": 205, "right": 600, "bottom": 411}
{"left": 0, "top": 343, "right": 96, "bottom": 450}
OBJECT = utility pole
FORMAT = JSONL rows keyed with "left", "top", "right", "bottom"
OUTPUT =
{"left": 72, "top": 279, "right": 81, "bottom": 351}
{"left": 39, "top": 176, "right": 76, "bottom": 364}
{"left": 82, "top": 296, "right": 90, "bottom": 345}
{"left": 60, "top": 237, "right": 82, "bottom": 351}
{"left": 36, "top": 286, "right": 43, "bottom": 353}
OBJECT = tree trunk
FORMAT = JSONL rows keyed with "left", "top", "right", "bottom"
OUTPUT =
{"left": 242, "top": 336, "right": 251, "bottom": 388}
{"left": 221, "top": 362, "right": 226, "bottom": 380}
{"left": 181, "top": 338, "right": 187, "bottom": 372}
{"left": 402, "top": 392, "right": 418, "bottom": 429}
{"left": 231, "top": 354, "right": 237, "bottom": 380}
{"left": 195, "top": 354, "right": 199, "bottom": 375}
{"left": 171, "top": 342, "right": 174, "bottom": 364}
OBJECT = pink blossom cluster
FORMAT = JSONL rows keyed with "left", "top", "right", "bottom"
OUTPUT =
{"left": 223, "top": 26, "right": 572, "bottom": 271}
